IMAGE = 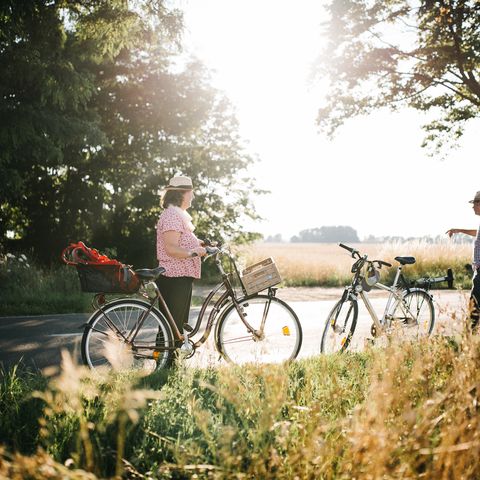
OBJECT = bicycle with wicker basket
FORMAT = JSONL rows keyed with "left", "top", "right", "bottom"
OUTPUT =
{"left": 62, "top": 242, "right": 302, "bottom": 371}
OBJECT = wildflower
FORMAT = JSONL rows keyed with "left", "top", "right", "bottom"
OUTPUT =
{"left": 20, "top": 254, "right": 27, "bottom": 261}
{"left": 6, "top": 253, "right": 15, "bottom": 259}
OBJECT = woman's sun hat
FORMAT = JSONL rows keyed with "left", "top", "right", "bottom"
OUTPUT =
{"left": 163, "top": 176, "right": 193, "bottom": 193}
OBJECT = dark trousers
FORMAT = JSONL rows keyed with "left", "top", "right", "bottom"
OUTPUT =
{"left": 155, "top": 275, "right": 194, "bottom": 340}
{"left": 470, "top": 272, "right": 480, "bottom": 329}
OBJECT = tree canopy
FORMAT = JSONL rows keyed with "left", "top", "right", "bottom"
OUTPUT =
{"left": 315, "top": 0, "right": 480, "bottom": 152}
{"left": 0, "top": 0, "right": 260, "bottom": 266}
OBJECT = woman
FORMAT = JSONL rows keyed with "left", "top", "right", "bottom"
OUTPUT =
{"left": 156, "top": 176, "right": 206, "bottom": 342}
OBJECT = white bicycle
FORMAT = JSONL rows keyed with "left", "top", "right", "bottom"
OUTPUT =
{"left": 321, "top": 243, "right": 453, "bottom": 353}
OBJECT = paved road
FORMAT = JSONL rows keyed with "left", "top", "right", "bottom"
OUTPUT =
{"left": 0, "top": 289, "right": 469, "bottom": 371}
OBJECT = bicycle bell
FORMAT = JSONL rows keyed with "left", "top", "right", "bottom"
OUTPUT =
{"left": 361, "top": 264, "right": 380, "bottom": 291}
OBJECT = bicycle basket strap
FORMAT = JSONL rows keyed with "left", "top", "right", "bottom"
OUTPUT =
{"left": 119, "top": 265, "right": 141, "bottom": 293}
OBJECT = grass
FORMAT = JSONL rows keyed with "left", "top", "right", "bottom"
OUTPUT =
{"left": 236, "top": 241, "right": 473, "bottom": 288}
{"left": 1, "top": 330, "right": 480, "bottom": 479}
{"left": 0, "top": 254, "right": 92, "bottom": 316}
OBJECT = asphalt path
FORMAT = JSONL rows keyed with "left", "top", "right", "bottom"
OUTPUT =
{"left": 0, "top": 289, "right": 470, "bottom": 371}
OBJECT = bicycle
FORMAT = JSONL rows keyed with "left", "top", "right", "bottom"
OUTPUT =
{"left": 81, "top": 246, "right": 303, "bottom": 371}
{"left": 320, "top": 243, "right": 454, "bottom": 354}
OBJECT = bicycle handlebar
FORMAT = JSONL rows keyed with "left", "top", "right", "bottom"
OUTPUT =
{"left": 203, "top": 245, "right": 231, "bottom": 261}
{"left": 190, "top": 245, "right": 223, "bottom": 259}
{"left": 339, "top": 243, "right": 360, "bottom": 258}
{"left": 339, "top": 243, "right": 354, "bottom": 253}
{"left": 205, "top": 246, "right": 220, "bottom": 256}
{"left": 339, "top": 244, "right": 392, "bottom": 269}
{"left": 375, "top": 260, "right": 392, "bottom": 268}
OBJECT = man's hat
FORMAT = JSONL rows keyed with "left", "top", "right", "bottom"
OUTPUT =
{"left": 469, "top": 191, "right": 480, "bottom": 203}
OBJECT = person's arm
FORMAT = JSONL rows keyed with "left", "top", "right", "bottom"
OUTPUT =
{"left": 163, "top": 231, "right": 206, "bottom": 258}
{"left": 446, "top": 228, "right": 478, "bottom": 238}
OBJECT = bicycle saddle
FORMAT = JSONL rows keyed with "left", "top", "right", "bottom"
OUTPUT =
{"left": 134, "top": 266, "right": 166, "bottom": 281}
{"left": 394, "top": 256, "right": 416, "bottom": 265}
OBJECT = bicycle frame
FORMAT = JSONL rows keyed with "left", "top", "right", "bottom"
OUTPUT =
{"left": 347, "top": 263, "right": 422, "bottom": 335}
{"left": 91, "top": 248, "right": 277, "bottom": 356}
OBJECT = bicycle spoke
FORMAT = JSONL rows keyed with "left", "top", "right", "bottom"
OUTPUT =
{"left": 217, "top": 297, "right": 302, "bottom": 364}
{"left": 321, "top": 296, "right": 358, "bottom": 354}
{"left": 126, "top": 306, "right": 135, "bottom": 331}
{"left": 220, "top": 335, "right": 255, "bottom": 345}
{"left": 390, "top": 290, "right": 434, "bottom": 339}
{"left": 82, "top": 301, "right": 173, "bottom": 372}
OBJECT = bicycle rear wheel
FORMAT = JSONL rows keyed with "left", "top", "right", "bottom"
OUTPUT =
{"left": 389, "top": 289, "right": 434, "bottom": 339}
{"left": 215, "top": 295, "right": 302, "bottom": 364}
{"left": 81, "top": 299, "right": 174, "bottom": 372}
{"left": 321, "top": 295, "right": 358, "bottom": 354}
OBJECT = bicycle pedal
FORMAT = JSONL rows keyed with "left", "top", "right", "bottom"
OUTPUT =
{"left": 180, "top": 342, "right": 194, "bottom": 355}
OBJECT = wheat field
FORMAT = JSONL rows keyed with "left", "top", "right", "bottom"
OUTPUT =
{"left": 234, "top": 241, "right": 473, "bottom": 287}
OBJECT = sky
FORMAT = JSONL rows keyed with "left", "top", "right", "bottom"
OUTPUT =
{"left": 179, "top": 0, "right": 479, "bottom": 240}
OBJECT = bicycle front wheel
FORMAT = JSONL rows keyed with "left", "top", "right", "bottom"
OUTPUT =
{"left": 215, "top": 295, "right": 302, "bottom": 364}
{"left": 389, "top": 289, "right": 435, "bottom": 339}
{"left": 321, "top": 295, "right": 358, "bottom": 354}
{"left": 81, "top": 299, "right": 174, "bottom": 372}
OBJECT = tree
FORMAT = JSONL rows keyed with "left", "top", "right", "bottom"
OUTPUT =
{"left": 0, "top": 1, "right": 260, "bottom": 266}
{"left": 291, "top": 226, "right": 360, "bottom": 243}
{"left": 315, "top": 0, "right": 480, "bottom": 152}
{"left": 265, "top": 233, "right": 284, "bottom": 243}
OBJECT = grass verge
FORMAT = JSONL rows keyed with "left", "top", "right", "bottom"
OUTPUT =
{"left": 1, "top": 332, "right": 480, "bottom": 479}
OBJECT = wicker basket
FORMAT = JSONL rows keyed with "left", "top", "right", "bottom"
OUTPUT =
{"left": 240, "top": 257, "right": 281, "bottom": 295}
{"left": 76, "top": 264, "right": 140, "bottom": 294}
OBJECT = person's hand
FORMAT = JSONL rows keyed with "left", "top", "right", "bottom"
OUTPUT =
{"left": 446, "top": 228, "right": 458, "bottom": 238}
{"left": 192, "top": 246, "right": 207, "bottom": 257}
{"left": 200, "top": 239, "right": 218, "bottom": 247}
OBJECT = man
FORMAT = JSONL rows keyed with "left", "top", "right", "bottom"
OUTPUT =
{"left": 446, "top": 191, "right": 480, "bottom": 330}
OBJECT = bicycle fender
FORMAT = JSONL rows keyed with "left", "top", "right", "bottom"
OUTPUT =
{"left": 399, "top": 287, "right": 433, "bottom": 300}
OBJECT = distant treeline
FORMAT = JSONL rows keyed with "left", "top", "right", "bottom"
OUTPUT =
{"left": 265, "top": 227, "right": 473, "bottom": 244}
{"left": 290, "top": 226, "right": 359, "bottom": 243}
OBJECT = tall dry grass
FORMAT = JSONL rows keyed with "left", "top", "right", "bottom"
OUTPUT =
{"left": 2, "top": 330, "right": 480, "bottom": 478}
{"left": 235, "top": 241, "right": 473, "bottom": 287}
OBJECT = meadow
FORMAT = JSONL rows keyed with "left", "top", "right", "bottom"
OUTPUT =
{"left": 236, "top": 241, "right": 473, "bottom": 288}
{"left": 1, "top": 333, "right": 480, "bottom": 479}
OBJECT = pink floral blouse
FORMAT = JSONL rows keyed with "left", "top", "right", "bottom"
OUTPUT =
{"left": 156, "top": 206, "right": 202, "bottom": 279}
